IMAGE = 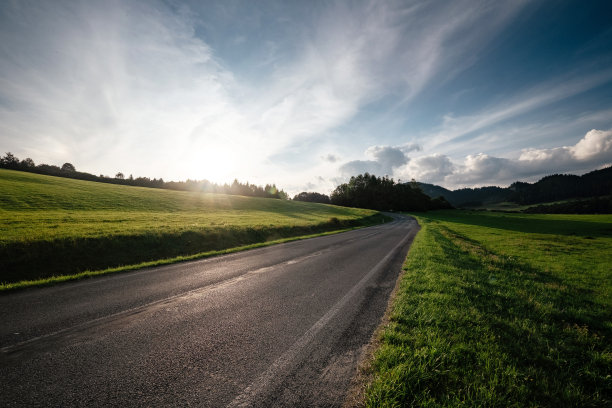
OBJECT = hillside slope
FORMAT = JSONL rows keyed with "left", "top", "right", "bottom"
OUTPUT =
{"left": 419, "top": 166, "right": 612, "bottom": 209}
{"left": 0, "top": 170, "right": 381, "bottom": 286}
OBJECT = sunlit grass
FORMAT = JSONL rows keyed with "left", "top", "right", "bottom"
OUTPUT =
{"left": 0, "top": 169, "right": 382, "bottom": 288}
{"left": 1, "top": 209, "right": 372, "bottom": 242}
{"left": 366, "top": 210, "right": 612, "bottom": 407}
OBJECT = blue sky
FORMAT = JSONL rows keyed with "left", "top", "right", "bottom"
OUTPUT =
{"left": 1, "top": 0, "right": 611, "bottom": 195}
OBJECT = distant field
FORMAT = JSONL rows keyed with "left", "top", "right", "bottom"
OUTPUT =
{"left": 0, "top": 170, "right": 382, "bottom": 289}
{"left": 461, "top": 197, "right": 599, "bottom": 212}
{"left": 460, "top": 201, "right": 532, "bottom": 211}
{"left": 366, "top": 210, "right": 611, "bottom": 407}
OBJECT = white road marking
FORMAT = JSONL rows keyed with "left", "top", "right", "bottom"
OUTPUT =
{"left": 228, "top": 222, "right": 414, "bottom": 407}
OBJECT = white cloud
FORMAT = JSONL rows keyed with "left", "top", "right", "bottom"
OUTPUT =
{"left": 3, "top": 0, "right": 605, "bottom": 195}
{"left": 0, "top": 0, "right": 481, "bottom": 185}
{"left": 399, "top": 143, "right": 422, "bottom": 153}
{"left": 397, "top": 154, "right": 454, "bottom": 183}
{"left": 339, "top": 160, "right": 383, "bottom": 178}
{"left": 0, "top": 0, "right": 247, "bottom": 181}
{"left": 321, "top": 154, "right": 340, "bottom": 163}
{"left": 399, "top": 129, "right": 612, "bottom": 188}
{"left": 365, "top": 145, "right": 409, "bottom": 168}
{"left": 447, "top": 154, "right": 515, "bottom": 185}
{"left": 566, "top": 128, "right": 612, "bottom": 160}
{"left": 517, "top": 128, "right": 612, "bottom": 171}
{"left": 339, "top": 144, "right": 411, "bottom": 178}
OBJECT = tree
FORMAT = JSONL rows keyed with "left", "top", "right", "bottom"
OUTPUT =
{"left": 0, "top": 152, "right": 20, "bottom": 169}
{"left": 293, "top": 192, "right": 331, "bottom": 204}
{"left": 21, "top": 158, "right": 35, "bottom": 168}
{"left": 330, "top": 173, "right": 450, "bottom": 212}
{"left": 277, "top": 189, "right": 289, "bottom": 200}
{"left": 61, "top": 162, "right": 76, "bottom": 172}
{"left": 115, "top": 172, "right": 125, "bottom": 179}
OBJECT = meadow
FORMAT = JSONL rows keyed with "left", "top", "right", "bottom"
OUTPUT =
{"left": 0, "top": 169, "right": 382, "bottom": 289}
{"left": 365, "top": 210, "right": 611, "bottom": 407}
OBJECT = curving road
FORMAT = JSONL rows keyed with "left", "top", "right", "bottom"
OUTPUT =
{"left": 0, "top": 214, "right": 419, "bottom": 407}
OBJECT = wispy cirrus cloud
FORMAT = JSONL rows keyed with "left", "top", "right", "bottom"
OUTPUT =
{"left": 1, "top": 0, "right": 609, "bottom": 197}
{"left": 0, "top": 0, "right": 239, "bottom": 179}
{"left": 424, "top": 68, "right": 612, "bottom": 155}
{"left": 0, "top": 1, "right": 530, "bottom": 182}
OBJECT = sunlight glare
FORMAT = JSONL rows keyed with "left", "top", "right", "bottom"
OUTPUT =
{"left": 196, "top": 148, "right": 240, "bottom": 183}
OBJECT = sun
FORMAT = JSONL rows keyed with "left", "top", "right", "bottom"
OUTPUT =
{"left": 195, "top": 148, "right": 240, "bottom": 183}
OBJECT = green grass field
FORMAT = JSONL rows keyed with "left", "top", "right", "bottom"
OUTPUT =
{"left": 461, "top": 197, "right": 601, "bottom": 212}
{"left": 366, "top": 210, "right": 611, "bottom": 407}
{"left": 460, "top": 201, "right": 532, "bottom": 212}
{"left": 0, "top": 169, "right": 382, "bottom": 289}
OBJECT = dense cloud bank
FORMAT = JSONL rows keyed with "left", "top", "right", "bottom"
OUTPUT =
{"left": 338, "top": 129, "right": 612, "bottom": 188}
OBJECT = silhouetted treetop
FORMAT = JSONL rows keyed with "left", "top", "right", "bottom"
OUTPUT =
{"left": 293, "top": 192, "right": 331, "bottom": 204}
{"left": 0, "top": 152, "right": 19, "bottom": 169}
{"left": 21, "top": 158, "right": 35, "bottom": 168}
{"left": 330, "top": 173, "right": 452, "bottom": 212}
{"left": 61, "top": 162, "right": 76, "bottom": 172}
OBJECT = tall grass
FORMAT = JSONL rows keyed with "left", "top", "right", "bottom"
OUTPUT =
{"left": 366, "top": 211, "right": 611, "bottom": 407}
{"left": 0, "top": 169, "right": 382, "bottom": 288}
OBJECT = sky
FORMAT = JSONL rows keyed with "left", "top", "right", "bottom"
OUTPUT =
{"left": 1, "top": 0, "right": 612, "bottom": 196}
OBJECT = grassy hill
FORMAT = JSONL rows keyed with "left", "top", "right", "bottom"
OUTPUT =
{"left": 365, "top": 210, "right": 612, "bottom": 406}
{"left": 0, "top": 169, "right": 383, "bottom": 289}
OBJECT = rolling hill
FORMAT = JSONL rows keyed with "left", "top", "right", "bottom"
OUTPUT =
{"left": 418, "top": 166, "right": 612, "bottom": 210}
{"left": 0, "top": 169, "right": 383, "bottom": 288}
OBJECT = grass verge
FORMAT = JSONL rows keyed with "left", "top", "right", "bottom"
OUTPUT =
{"left": 0, "top": 213, "right": 388, "bottom": 289}
{"left": 1, "top": 219, "right": 385, "bottom": 292}
{"left": 365, "top": 210, "right": 611, "bottom": 407}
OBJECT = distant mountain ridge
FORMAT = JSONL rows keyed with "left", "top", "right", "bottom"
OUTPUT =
{"left": 418, "top": 166, "right": 612, "bottom": 207}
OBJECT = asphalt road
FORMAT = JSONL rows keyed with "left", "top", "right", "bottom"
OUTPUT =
{"left": 0, "top": 214, "right": 419, "bottom": 407}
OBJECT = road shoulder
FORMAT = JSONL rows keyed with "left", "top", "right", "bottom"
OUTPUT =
{"left": 343, "top": 216, "right": 420, "bottom": 407}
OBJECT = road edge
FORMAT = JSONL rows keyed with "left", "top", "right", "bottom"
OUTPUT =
{"left": 342, "top": 216, "right": 421, "bottom": 408}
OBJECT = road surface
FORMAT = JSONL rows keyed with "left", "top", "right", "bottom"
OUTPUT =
{"left": 0, "top": 214, "right": 419, "bottom": 407}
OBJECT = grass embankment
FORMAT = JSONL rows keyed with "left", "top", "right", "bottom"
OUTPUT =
{"left": 366, "top": 210, "right": 611, "bottom": 407}
{"left": 0, "top": 169, "right": 384, "bottom": 290}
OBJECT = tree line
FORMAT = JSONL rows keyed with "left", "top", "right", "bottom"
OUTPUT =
{"left": 509, "top": 167, "right": 612, "bottom": 204}
{"left": 0, "top": 152, "right": 289, "bottom": 199}
{"left": 418, "top": 166, "right": 612, "bottom": 208}
{"left": 326, "top": 173, "right": 452, "bottom": 211}
{"left": 2, "top": 153, "right": 453, "bottom": 210}
{"left": 523, "top": 195, "right": 612, "bottom": 214}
